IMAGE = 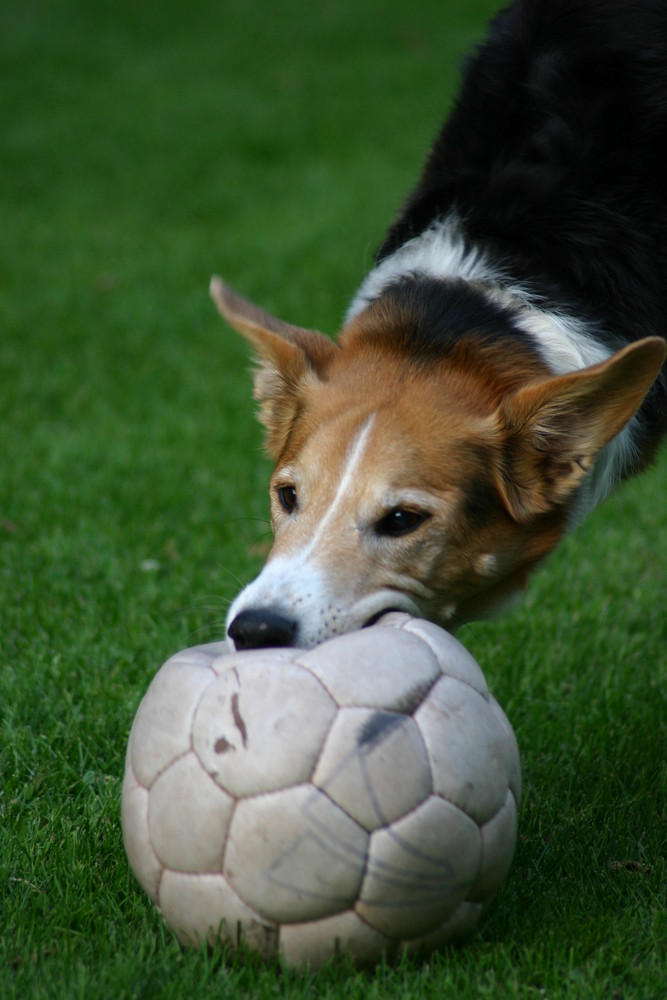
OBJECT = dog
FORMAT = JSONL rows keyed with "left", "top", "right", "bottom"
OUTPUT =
{"left": 211, "top": 0, "right": 666, "bottom": 651}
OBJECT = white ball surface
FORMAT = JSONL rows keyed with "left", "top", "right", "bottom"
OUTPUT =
{"left": 121, "top": 614, "right": 521, "bottom": 968}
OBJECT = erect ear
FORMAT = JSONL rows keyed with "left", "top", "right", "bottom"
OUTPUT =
{"left": 210, "top": 276, "right": 337, "bottom": 457}
{"left": 494, "top": 337, "right": 666, "bottom": 521}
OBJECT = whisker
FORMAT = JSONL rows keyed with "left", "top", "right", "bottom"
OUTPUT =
{"left": 185, "top": 618, "right": 229, "bottom": 644}
{"left": 224, "top": 516, "right": 271, "bottom": 528}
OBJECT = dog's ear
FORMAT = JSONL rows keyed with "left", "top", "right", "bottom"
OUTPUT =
{"left": 210, "top": 277, "right": 337, "bottom": 457}
{"left": 494, "top": 337, "right": 666, "bottom": 521}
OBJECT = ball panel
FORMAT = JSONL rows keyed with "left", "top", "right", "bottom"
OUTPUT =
{"left": 224, "top": 784, "right": 368, "bottom": 924}
{"left": 130, "top": 658, "right": 215, "bottom": 789}
{"left": 468, "top": 788, "right": 519, "bottom": 903}
{"left": 312, "top": 707, "right": 431, "bottom": 831}
{"left": 295, "top": 628, "right": 440, "bottom": 712}
{"left": 415, "top": 676, "right": 512, "bottom": 823}
{"left": 398, "top": 618, "right": 489, "bottom": 697}
{"left": 159, "top": 870, "right": 278, "bottom": 957}
{"left": 356, "top": 795, "right": 481, "bottom": 938}
{"left": 185, "top": 641, "right": 232, "bottom": 667}
{"left": 170, "top": 644, "right": 228, "bottom": 669}
{"left": 209, "top": 646, "right": 296, "bottom": 676}
{"left": 400, "top": 899, "right": 484, "bottom": 956}
{"left": 121, "top": 761, "right": 162, "bottom": 903}
{"left": 148, "top": 752, "right": 233, "bottom": 874}
{"left": 488, "top": 695, "right": 522, "bottom": 805}
{"left": 192, "top": 657, "right": 336, "bottom": 798}
{"left": 279, "top": 909, "right": 395, "bottom": 970}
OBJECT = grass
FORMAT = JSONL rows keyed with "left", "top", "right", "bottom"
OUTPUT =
{"left": 1, "top": 0, "right": 665, "bottom": 996}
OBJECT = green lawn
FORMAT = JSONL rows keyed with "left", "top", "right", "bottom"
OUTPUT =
{"left": 1, "top": 1, "right": 665, "bottom": 996}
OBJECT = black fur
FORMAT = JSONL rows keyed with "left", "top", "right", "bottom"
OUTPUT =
{"left": 375, "top": 276, "right": 539, "bottom": 363}
{"left": 377, "top": 0, "right": 667, "bottom": 445}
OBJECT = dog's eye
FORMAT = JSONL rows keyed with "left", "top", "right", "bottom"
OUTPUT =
{"left": 276, "top": 484, "right": 298, "bottom": 514}
{"left": 374, "top": 508, "right": 430, "bottom": 538}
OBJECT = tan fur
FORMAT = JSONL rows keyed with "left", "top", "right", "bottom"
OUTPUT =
{"left": 494, "top": 339, "right": 667, "bottom": 520}
{"left": 211, "top": 277, "right": 665, "bottom": 639}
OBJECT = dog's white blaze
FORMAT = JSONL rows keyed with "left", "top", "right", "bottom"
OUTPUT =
{"left": 301, "top": 413, "right": 376, "bottom": 558}
{"left": 226, "top": 415, "right": 381, "bottom": 647}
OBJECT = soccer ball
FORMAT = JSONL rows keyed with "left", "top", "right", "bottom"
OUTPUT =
{"left": 121, "top": 613, "right": 521, "bottom": 968}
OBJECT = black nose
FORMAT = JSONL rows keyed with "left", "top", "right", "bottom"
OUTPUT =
{"left": 228, "top": 608, "right": 298, "bottom": 650}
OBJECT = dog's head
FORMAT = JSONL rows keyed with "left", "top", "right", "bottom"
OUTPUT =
{"left": 211, "top": 277, "right": 664, "bottom": 649}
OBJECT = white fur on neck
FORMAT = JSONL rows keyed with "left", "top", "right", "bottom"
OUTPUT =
{"left": 348, "top": 214, "right": 639, "bottom": 518}
{"left": 347, "top": 216, "right": 506, "bottom": 322}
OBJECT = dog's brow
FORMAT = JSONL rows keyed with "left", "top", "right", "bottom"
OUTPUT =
{"left": 274, "top": 465, "right": 299, "bottom": 485}
{"left": 381, "top": 489, "right": 443, "bottom": 512}
{"left": 302, "top": 414, "right": 376, "bottom": 558}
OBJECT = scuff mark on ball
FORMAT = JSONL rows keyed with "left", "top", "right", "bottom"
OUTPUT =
{"left": 231, "top": 693, "right": 248, "bottom": 748}
{"left": 358, "top": 710, "right": 404, "bottom": 750}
